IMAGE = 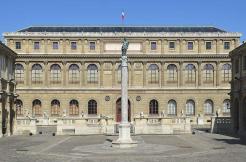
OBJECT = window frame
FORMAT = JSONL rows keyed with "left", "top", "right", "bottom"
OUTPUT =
{"left": 224, "top": 42, "right": 230, "bottom": 50}
{"left": 34, "top": 41, "right": 40, "bottom": 50}
{"left": 52, "top": 41, "right": 59, "bottom": 50}
{"left": 71, "top": 41, "right": 77, "bottom": 50}
{"left": 205, "top": 41, "right": 212, "bottom": 50}
{"left": 187, "top": 41, "right": 194, "bottom": 50}
{"left": 89, "top": 41, "right": 96, "bottom": 51}
{"left": 169, "top": 41, "right": 175, "bottom": 50}
{"left": 15, "top": 41, "right": 21, "bottom": 49}
{"left": 150, "top": 41, "right": 157, "bottom": 51}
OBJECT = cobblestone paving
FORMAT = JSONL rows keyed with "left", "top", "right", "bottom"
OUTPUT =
{"left": 0, "top": 133, "right": 246, "bottom": 162}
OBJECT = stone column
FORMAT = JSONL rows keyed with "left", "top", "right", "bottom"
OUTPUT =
{"left": 0, "top": 98, "right": 2, "bottom": 137}
{"left": 112, "top": 39, "right": 137, "bottom": 148}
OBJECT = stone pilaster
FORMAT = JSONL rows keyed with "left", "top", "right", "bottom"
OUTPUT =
{"left": 198, "top": 61, "right": 202, "bottom": 87}
{"left": 100, "top": 62, "right": 104, "bottom": 87}
{"left": 143, "top": 62, "right": 147, "bottom": 87}
{"left": 179, "top": 61, "right": 183, "bottom": 87}
{"left": 112, "top": 62, "right": 116, "bottom": 87}
{"left": 130, "top": 62, "right": 134, "bottom": 87}
{"left": 62, "top": 61, "right": 67, "bottom": 87}
{"left": 25, "top": 61, "right": 30, "bottom": 87}
{"left": 216, "top": 61, "right": 220, "bottom": 87}
{"left": 80, "top": 62, "right": 85, "bottom": 87}
{"left": 44, "top": 61, "right": 48, "bottom": 87}
{"left": 161, "top": 62, "right": 165, "bottom": 87}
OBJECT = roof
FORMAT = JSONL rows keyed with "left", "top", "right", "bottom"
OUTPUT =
{"left": 18, "top": 26, "right": 227, "bottom": 33}
{"left": 0, "top": 41, "right": 17, "bottom": 58}
{"left": 229, "top": 42, "right": 246, "bottom": 57}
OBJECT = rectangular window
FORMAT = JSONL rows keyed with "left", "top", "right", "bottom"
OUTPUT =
{"left": 243, "top": 56, "right": 246, "bottom": 70}
{"left": 206, "top": 42, "right": 212, "bottom": 50}
{"left": 34, "top": 42, "right": 40, "bottom": 50}
{"left": 52, "top": 42, "right": 59, "bottom": 49}
{"left": 89, "top": 42, "right": 96, "bottom": 51}
{"left": 15, "top": 42, "right": 21, "bottom": 49}
{"left": 169, "top": 42, "right": 175, "bottom": 49}
{"left": 150, "top": 41, "right": 157, "bottom": 50}
{"left": 71, "top": 42, "right": 77, "bottom": 50}
{"left": 187, "top": 42, "right": 194, "bottom": 50}
{"left": 224, "top": 42, "right": 230, "bottom": 50}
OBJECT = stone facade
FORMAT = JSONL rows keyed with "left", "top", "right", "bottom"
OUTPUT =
{"left": 230, "top": 42, "right": 246, "bottom": 141}
{"left": 3, "top": 26, "right": 241, "bottom": 135}
{"left": 0, "top": 41, "right": 17, "bottom": 137}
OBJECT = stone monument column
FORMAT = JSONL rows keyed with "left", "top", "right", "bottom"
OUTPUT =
{"left": 112, "top": 38, "right": 137, "bottom": 148}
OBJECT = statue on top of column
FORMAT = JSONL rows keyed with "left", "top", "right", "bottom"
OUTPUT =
{"left": 121, "top": 38, "right": 129, "bottom": 56}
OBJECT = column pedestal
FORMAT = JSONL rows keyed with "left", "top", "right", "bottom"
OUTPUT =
{"left": 112, "top": 123, "right": 137, "bottom": 148}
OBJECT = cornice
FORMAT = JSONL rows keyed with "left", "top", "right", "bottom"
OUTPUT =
{"left": 3, "top": 32, "right": 241, "bottom": 38}
{"left": 16, "top": 54, "right": 230, "bottom": 59}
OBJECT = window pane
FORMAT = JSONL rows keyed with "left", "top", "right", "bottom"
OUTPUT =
{"left": 151, "top": 42, "right": 157, "bottom": 50}
{"left": 89, "top": 42, "right": 96, "bottom": 50}
{"left": 206, "top": 42, "right": 212, "bottom": 50}
{"left": 169, "top": 42, "right": 175, "bottom": 49}
{"left": 188, "top": 42, "right": 193, "bottom": 50}
{"left": 53, "top": 42, "right": 59, "bottom": 49}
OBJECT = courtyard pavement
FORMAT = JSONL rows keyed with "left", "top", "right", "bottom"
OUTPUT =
{"left": 0, "top": 132, "right": 246, "bottom": 162}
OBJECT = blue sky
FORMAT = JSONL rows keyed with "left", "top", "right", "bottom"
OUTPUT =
{"left": 1, "top": 0, "right": 245, "bottom": 41}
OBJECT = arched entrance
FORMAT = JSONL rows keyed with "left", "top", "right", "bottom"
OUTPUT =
{"left": 116, "top": 98, "right": 131, "bottom": 122}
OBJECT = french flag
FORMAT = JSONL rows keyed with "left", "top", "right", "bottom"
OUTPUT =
{"left": 121, "top": 11, "right": 125, "bottom": 21}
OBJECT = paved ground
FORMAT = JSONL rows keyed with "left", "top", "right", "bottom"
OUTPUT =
{"left": 0, "top": 132, "right": 246, "bottom": 162}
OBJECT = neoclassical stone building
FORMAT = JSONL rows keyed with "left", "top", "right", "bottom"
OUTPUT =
{"left": 0, "top": 41, "right": 17, "bottom": 137}
{"left": 230, "top": 42, "right": 246, "bottom": 141}
{"left": 3, "top": 26, "right": 241, "bottom": 135}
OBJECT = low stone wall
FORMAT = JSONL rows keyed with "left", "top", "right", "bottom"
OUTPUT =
{"left": 14, "top": 116, "right": 192, "bottom": 135}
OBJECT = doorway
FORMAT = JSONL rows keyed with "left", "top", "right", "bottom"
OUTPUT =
{"left": 116, "top": 98, "right": 131, "bottom": 122}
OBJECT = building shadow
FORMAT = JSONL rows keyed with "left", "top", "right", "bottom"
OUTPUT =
{"left": 214, "top": 138, "right": 246, "bottom": 145}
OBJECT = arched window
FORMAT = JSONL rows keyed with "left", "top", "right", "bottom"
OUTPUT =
{"left": 51, "top": 99, "right": 60, "bottom": 116}
{"left": 168, "top": 100, "right": 177, "bottom": 115}
{"left": 31, "top": 64, "right": 43, "bottom": 84}
{"left": 186, "top": 100, "right": 195, "bottom": 115}
{"left": 69, "top": 100, "right": 79, "bottom": 115}
{"left": 16, "top": 99, "right": 23, "bottom": 116}
{"left": 117, "top": 65, "right": 121, "bottom": 83}
{"left": 87, "top": 64, "right": 98, "bottom": 83}
{"left": 50, "top": 64, "right": 61, "bottom": 83}
{"left": 185, "top": 64, "right": 196, "bottom": 82}
{"left": 167, "top": 64, "right": 177, "bottom": 81}
{"left": 88, "top": 100, "right": 97, "bottom": 115}
{"left": 15, "top": 64, "right": 24, "bottom": 83}
{"left": 32, "top": 99, "right": 42, "bottom": 116}
{"left": 69, "top": 64, "right": 80, "bottom": 84}
{"left": 149, "top": 99, "right": 158, "bottom": 115}
{"left": 204, "top": 99, "right": 213, "bottom": 115}
{"left": 222, "top": 64, "right": 231, "bottom": 82}
{"left": 223, "top": 99, "right": 230, "bottom": 113}
{"left": 203, "top": 64, "right": 214, "bottom": 82}
{"left": 148, "top": 64, "right": 159, "bottom": 84}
